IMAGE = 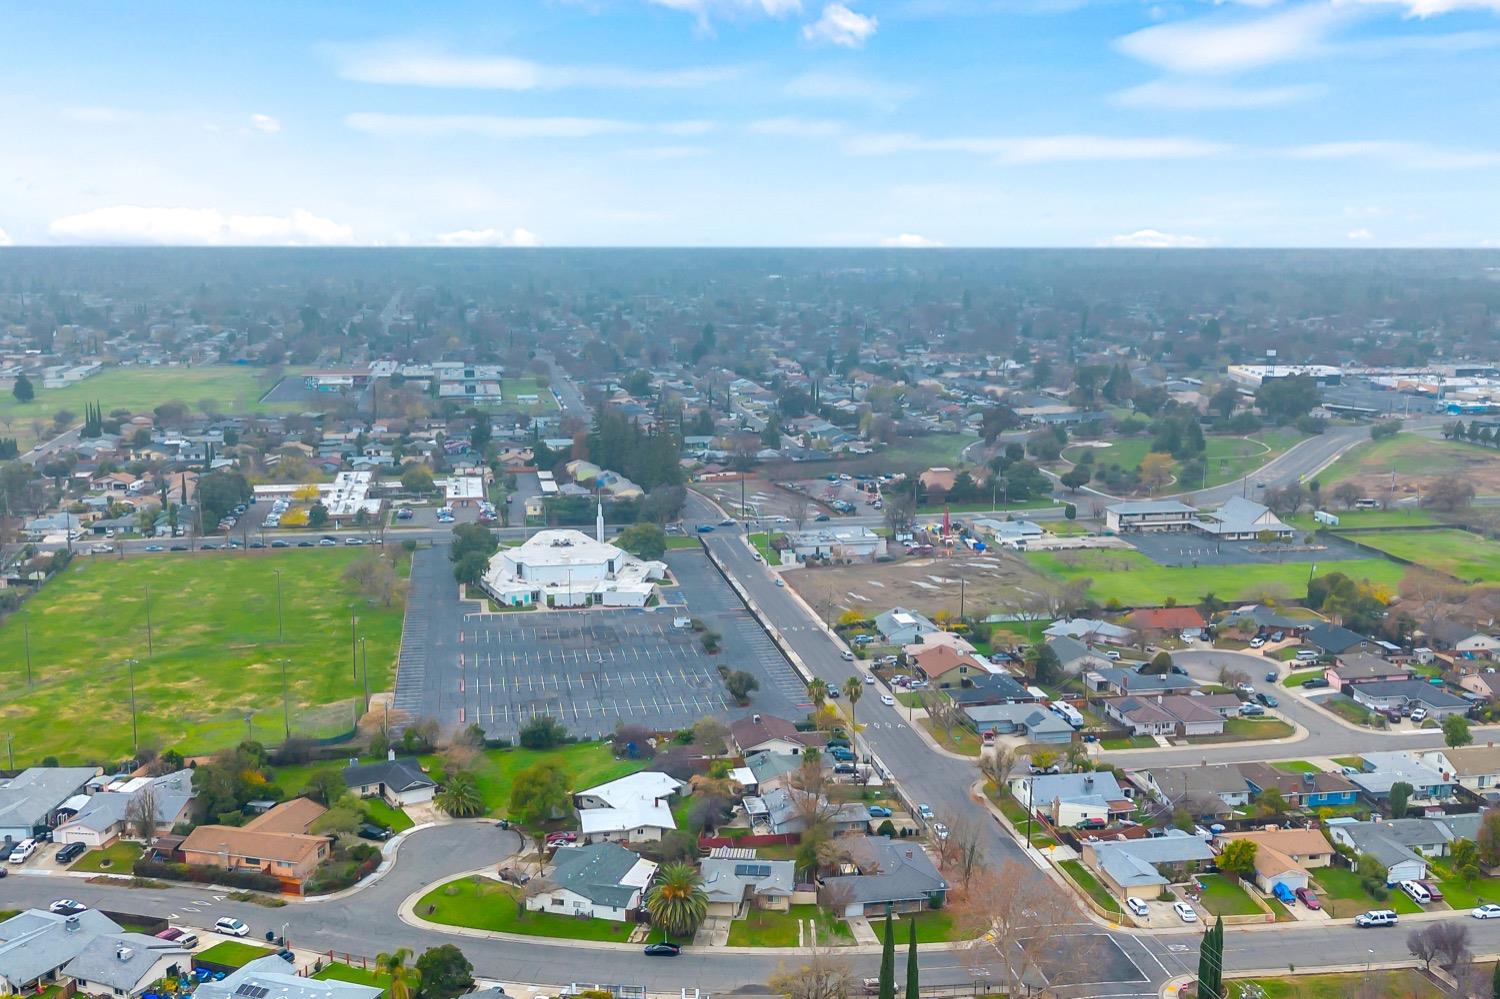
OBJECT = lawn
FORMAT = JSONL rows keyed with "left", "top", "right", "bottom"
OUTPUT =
{"left": 1101, "top": 735, "right": 1158, "bottom": 750}
{"left": 1311, "top": 866, "right": 1420, "bottom": 918}
{"left": 1282, "top": 670, "right": 1325, "bottom": 687}
{"left": 362, "top": 798, "right": 413, "bottom": 833}
{"left": 1318, "top": 433, "right": 1491, "bottom": 488}
{"left": 1288, "top": 508, "right": 1440, "bottom": 532}
{"left": 0, "top": 366, "right": 306, "bottom": 447}
{"left": 1338, "top": 528, "right": 1500, "bottom": 582}
{"left": 419, "top": 743, "right": 645, "bottom": 817}
{"left": 1059, "top": 859, "right": 1121, "bottom": 917}
{"left": 746, "top": 532, "right": 784, "bottom": 562}
{"left": 982, "top": 617, "right": 1053, "bottom": 644}
{"left": 1270, "top": 760, "right": 1319, "bottom": 773}
{"left": 665, "top": 535, "right": 704, "bottom": 550}
{"left": 1062, "top": 431, "right": 1304, "bottom": 491}
{"left": 920, "top": 718, "right": 982, "bottom": 756}
{"left": 313, "top": 964, "right": 394, "bottom": 990}
{"left": 72, "top": 841, "right": 143, "bottom": 874}
{"left": 1231, "top": 970, "right": 1444, "bottom": 999}
{"left": 880, "top": 432, "right": 978, "bottom": 471}
{"left": 1022, "top": 549, "right": 1406, "bottom": 607}
{"left": 1424, "top": 859, "right": 1500, "bottom": 909}
{"left": 1332, "top": 756, "right": 1365, "bottom": 769}
{"left": 417, "top": 876, "right": 662, "bottom": 942}
{"left": 1186, "top": 717, "right": 1295, "bottom": 744}
{"left": 726, "top": 904, "right": 853, "bottom": 947}
{"left": 1195, "top": 874, "right": 1262, "bottom": 917}
{"left": 497, "top": 378, "right": 560, "bottom": 414}
{"left": 0, "top": 549, "right": 406, "bottom": 764}
{"left": 195, "top": 941, "right": 275, "bottom": 969}
{"left": 1320, "top": 696, "right": 1376, "bottom": 727}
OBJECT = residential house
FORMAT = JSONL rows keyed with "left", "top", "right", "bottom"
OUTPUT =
{"left": 909, "top": 644, "right": 992, "bottom": 689}
{"left": 1327, "top": 653, "right": 1411, "bottom": 691}
{"left": 1044, "top": 618, "right": 1135, "bottom": 645}
{"left": 820, "top": 836, "right": 948, "bottom": 918}
{"left": 1221, "top": 604, "right": 1316, "bottom": 637}
{"left": 1238, "top": 764, "right": 1358, "bottom": 809}
{"left": 0, "top": 767, "right": 99, "bottom": 842}
{"left": 1049, "top": 636, "right": 1113, "bottom": 676}
{"left": 729, "top": 714, "right": 827, "bottom": 757}
{"left": 874, "top": 607, "right": 940, "bottom": 646}
{"left": 1346, "top": 752, "right": 1457, "bottom": 806}
{"left": 196, "top": 956, "right": 383, "bottom": 999}
{"left": 1219, "top": 828, "right": 1336, "bottom": 870}
{"left": 962, "top": 703, "right": 1074, "bottom": 745}
{"left": 1009, "top": 772, "right": 1134, "bottom": 828}
{"left": 742, "top": 751, "right": 805, "bottom": 794}
{"left": 1418, "top": 746, "right": 1500, "bottom": 799}
{"left": 178, "top": 825, "right": 331, "bottom": 888}
{"left": 0, "top": 909, "right": 123, "bottom": 995}
{"left": 946, "top": 671, "right": 1035, "bottom": 707}
{"left": 1302, "top": 623, "right": 1372, "bottom": 657}
{"left": 341, "top": 756, "right": 437, "bottom": 808}
{"left": 1429, "top": 621, "right": 1500, "bottom": 657}
{"left": 1085, "top": 666, "right": 1197, "bottom": 697}
{"left": 527, "top": 842, "right": 657, "bottom": 921}
{"left": 1132, "top": 765, "right": 1250, "bottom": 820}
{"left": 63, "top": 933, "right": 191, "bottom": 999}
{"left": 1102, "top": 694, "right": 1239, "bottom": 738}
{"left": 700, "top": 848, "right": 797, "bottom": 918}
{"left": 754, "top": 787, "right": 869, "bottom": 836}
{"left": 1081, "top": 832, "right": 1215, "bottom": 900}
{"left": 1325, "top": 818, "right": 1454, "bottom": 883}
{"left": 1129, "top": 607, "right": 1207, "bottom": 637}
{"left": 240, "top": 797, "right": 326, "bottom": 835}
{"left": 53, "top": 769, "right": 196, "bottom": 848}
{"left": 1459, "top": 672, "right": 1500, "bottom": 702}
{"left": 1346, "top": 679, "right": 1470, "bottom": 720}
{"left": 574, "top": 772, "right": 685, "bottom": 844}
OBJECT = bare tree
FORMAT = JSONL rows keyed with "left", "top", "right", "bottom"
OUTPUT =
{"left": 948, "top": 815, "right": 986, "bottom": 888}
{"left": 882, "top": 489, "right": 916, "bottom": 536}
{"left": 951, "top": 861, "right": 1096, "bottom": 997}
{"left": 919, "top": 688, "right": 963, "bottom": 742}
{"left": 124, "top": 786, "right": 160, "bottom": 848}
{"left": 979, "top": 745, "right": 1017, "bottom": 791}
{"left": 768, "top": 947, "right": 857, "bottom": 999}
{"left": 787, "top": 493, "right": 811, "bottom": 532}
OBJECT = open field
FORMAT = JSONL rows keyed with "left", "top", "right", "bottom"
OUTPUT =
{"left": 0, "top": 366, "right": 306, "bottom": 448}
{"left": 1024, "top": 549, "right": 1407, "bottom": 607}
{"left": 1337, "top": 528, "right": 1500, "bottom": 581}
{"left": 1319, "top": 432, "right": 1500, "bottom": 497}
{"left": 1288, "top": 508, "right": 1440, "bottom": 531}
{"left": 784, "top": 551, "right": 1033, "bottom": 620}
{"left": 1063, "top": 431, "right": 1304, "bottom": 491}
{"left": 0, "top": 549, "right": 405, "bottom": 764}
{"left": 419, "top": 743, "right": 645, "bottom": 818}
{"left": 498, "top": 378, "right": 559, "bottom": 414}
{"left": 1231, "top": 970, "right": 1443, "bottom": 999}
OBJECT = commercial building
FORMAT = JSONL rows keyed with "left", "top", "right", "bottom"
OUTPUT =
{"left": 1104, "top": 500, "right": 1197, "bottom": 534}
{"left": 782, "top": 526, "right": 887, "bottom": 562}
{"left": 480, "top": 518, "right": 665, "bottom": 608}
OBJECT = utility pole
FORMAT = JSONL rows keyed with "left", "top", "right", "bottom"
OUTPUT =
{"left": 280, "top": 658, "right": 291, "bottom": 738}
{"left": 144, "top": 584, "right": 153, "bottom": 656}
{"left": 360, "top": 637, "right": 370, "bottom": 715}
{"left": 21, "top": 607, "right": 31, "bottom": 687}
{"left": 4, "top": 732, "right": 11, "bottom": 770}
{"left": 274, "top": 568, "right": 283, "bottom": 643}
{"left": 350, "top": 608, "right": 358, "bottom": 681}
{"left": 959, "top": 576, "right": 966, "bottom": 621}
{"left": 125, "top": 658, "right": 140, "bottom": 753}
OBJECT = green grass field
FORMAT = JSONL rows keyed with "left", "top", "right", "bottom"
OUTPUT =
{"left": 497, "top": 378, "right": 559, "bottom": 414}
{"left": 1233, "top": 970, "right": 1443, "bottom": 999}
{"left": 417, "top": 876, "right": 664, "bottom": 942}
{"left": 1337, "top": 528, "right": 1500, "bottom": 582}
{"left": 195, "top": 941, "right": 275, "bottom": 969}
{"left": 420, "top": 743, "right": 645, "bottom": 818}
{"left": 0, "top": 367, "right": 305, "bottom": 447}
{"left": 726, "top": 904, "right": 854, "bottom": 947}
{"left": 1288, "top": 508, "right": 1440, "bottom": 532}
{"left": 1196, "top": 874, "right": 1262, "bottom": 916}
{"left": 1062, "top": 431, "right": 1304, "bottom": 491}
{"left": 1312, "top": 866, "right": 1420, "bottom": 918}
{"left": 1319, "top": 433, "right": 1494, "bottom": 487}
{"left": 879, "top": 433, "right": 977, "bottom": 470}
{"left": 313, "top": 964, "right": 394, "bottom": 990}
{"left": 1023, "top": 549, "right": 1407, "bottom": 607}
{"left": 0, "top": 549, "right": 405, "bottom": 764}
{"left": 1059, "top": 859, "right": 1122, "bottom": 916}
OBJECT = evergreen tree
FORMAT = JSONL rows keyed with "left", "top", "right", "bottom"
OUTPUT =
{"left": 904, "top": 916, "right": 919, "bottom": 999}
{"left": 11, "top": 374, "right": 33, "bottom": 403}
{"left": 878, "top": 911, "right": 895, "bottom": 999}
{"left": 1491, "top": 958, "right": 1499, "bottom": 999}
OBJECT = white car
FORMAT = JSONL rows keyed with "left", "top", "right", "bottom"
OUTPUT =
{"left": 1249, "top": 637, "right": 1266, "bottom": 648}
{"left": 1172, "top": 902, "right": 1198, "bottom": 923}
{"left": 1473, "top": 904, "right": 1500, "bottom": 919}
{"left": 9, "top": 839, "right": 36, "bottom": 864}
{"left": 840, "top": 650, "right": 855, "bottom": 661}
{"left": 864, "top": 674, "right": 875, "bottom": 685}
{"left": 932, "top": 823, "right": 950, "bottom": 840}
{"left": 214, "top": 917, "right": 250, "bottom": 938}
{"left": 49, "top": 900, "right": 86, "bottom": 915}
{"left": 916, "top": 804, "right": 935, "bottom": 820}
{"left": 1126, "top": 897, "right": 1150, "bottom": 919}
{"left": 880, "top": 693, "right": 895, "bottom": 706}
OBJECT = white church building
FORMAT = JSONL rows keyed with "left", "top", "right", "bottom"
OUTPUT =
{"left": 479, "top": 506, "right": 667, "bottom": 608}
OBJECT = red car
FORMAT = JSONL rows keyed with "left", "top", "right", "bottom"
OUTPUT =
{"left": 544, "top": 830, "right": 578, "bottom": 846}
{"left": 1294, "top": 887, "right": 1320, "bottom": 910}
{"left": 1417, "top": 880, "right": 1446, "bottom": 902}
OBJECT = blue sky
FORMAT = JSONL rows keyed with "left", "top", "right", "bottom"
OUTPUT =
{"left": 3, "top": 0, "right": 1499, "bottom": 247}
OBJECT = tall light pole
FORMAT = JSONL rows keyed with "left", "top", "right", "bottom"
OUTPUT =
{"left": 280, "top": 657, "right": 291, "bottom": 739}
{"left": 21, "top": 607, "right": 31, "bottom": 687}
{"left": 274, "top": 568, "right": 284, "bottom": 643}
{"left": 360, "top": 637, "right": 370, "bottom": 715}
{"left": 350, "top": 608, "right": 358, "bottom": 681}
{"left": 125, "top": 658, "right": 140, "bottom": 753}
{"left": 144, "top": 584, "right": 153, "bottom": 656}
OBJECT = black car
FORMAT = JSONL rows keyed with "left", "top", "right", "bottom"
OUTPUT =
{"left": 170, "top": 545, "right": 188, "bottom": 551}
{"left": 249, "top": 541, "right": 265, "bottom": 549}
{"left": 271, "top": 540, "right": 290, "bottom": 548}
{"left": 358, "top": 823, "right": 393, "bottom": 841}
{"left": 56, "top": 842, "right": 86, "bottom": 864}
{"left": 643, "top": 943, "right": 681, "bottom": 957}
{"left": 297, "top": 541, "right": 314, "bottom": 547}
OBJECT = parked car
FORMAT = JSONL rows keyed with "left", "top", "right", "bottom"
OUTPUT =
{"left": 1473, "top": 904, "right": 1500, "bottom": 919}
{"left": 868, "top": 806, "right": 892, "bottom": 818}
{"left": 932, "top": 823, "right": 949, "bottom": 840}
{"left": 840, "top": 650, "right": 855, "bottom": 661}
{"left": 8, "top": 839, "right": 37, "bottom": 864}
{"left": 319, "top": 538, "right": 338, "bottom": 547}
{"left": 1104, "top": 650, "right": 1121, "bottom": 661}
{"left": 544, "top": 831, "right": 579, "bottom": 846}
{"left": 1272, "top": 883, "right": 1296, "bottom": 905}
{"left": 55, "top": 842, "right": 86, "bottom": 864}
{"left": 1239, "top": 704, "right": 1266, "bottom": 717}
{"left": 1249, "top": 637, "right": 1266, "bottom": 648}
{"left": 916, "top": 804, "right": 935, "bottom": 820}
{"left": 1172, "top": 902, "right": 1198, "bottom": 923}
{"left": 49, "top": 900, "right": 86, "bottom": 915}
{"left": 1400, "top": 880, "right": 1433, "bottom": 904}
{"left": 1302, "top": 677, "right": 1330, "bottom": 688}
{"left": 1416, "top": 880, "right": 1445, "bottom": 901}
{"left": 271, "top": 539, "right": 289, "bottom": 548}
{"left": 1256, "top": 692, "right": 1279, "bottom": 708}
{"left": 1294, "top": 887, "right": 1320, "bottom": 910}
{"left": 828, "top": 746, "right": 854, "bottom": 761}
{"left": 1126, "top": 897, "right": 1150, "bottom": 919}
{"left": 644, "top": 943, "right": 681, "bottom": 957}
{"left": 1265, "top": 670, "right": 1277, "bottom": 683}
{"left": 864, "top": 674, "right": 875, "bottom": 685}
{"left": 834, "top": 764, "right": 858, "bottom": 775}
{"left": 215, "top": 917, "right": 250, "bottom": 937}
{"left": 826, "top": 687, "right": 840, "bottom": 700}
{"left": 358, "top": 823, "right": 393, "bottom": 841}
{"left": 1410, "top": 707, "right": 1428, "bottom": 723}
{"left": 1355, "top": 909, "right": 1398, "bottom": 927}
{"left": 1236, "top": 681, "right": 1255, "bottom": 695}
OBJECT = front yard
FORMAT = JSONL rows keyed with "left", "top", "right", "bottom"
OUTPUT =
{"left": 1195, "top": 874, "right": 1262, "bottom": 917}
{"left": 919, "top": 718, "right": 982, "bottom": 755}
{"left": 195, "top": 941, "right": 275, "bottom": 970}
{"left": 726, "top": 905, "right": 853, "bottom": 947}
{"left": 1311, "top": 866, "right": 1421, "bottom": 918}
{"left": 1101, "top": 735, "right": 1157, "bottom": 750}
{"left": 1059, "top": 859, "right": 1122, "bottom": 917}
{"left": 1185, "top": 717, "right": 1295, "bottom": 744}
{"left": 71, "top": 841, "right": 143, "bottom": 873}
{"left": 417, "top": 875, "right": 672, "bottom": 943}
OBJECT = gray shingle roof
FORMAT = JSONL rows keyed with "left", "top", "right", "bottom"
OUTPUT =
{"left": 821, "top": 837, "right": 947, "bottom": 905}
{"left": 197, "top": 956, "right": 383, "bottom": 999}
{"left": 62, "top": 933, "right": 188, "bottom": 992}
{"left": 0, "top": 909, "right": 122, "bottom": 989}
{"left": 0, "top": 767, "right": 98, "bottom": 832}
{"left": 340, "top": 758, "right": 435, "bottom": 793}
{"left": 549, "top": 842, "right": 647, "bottom": 908}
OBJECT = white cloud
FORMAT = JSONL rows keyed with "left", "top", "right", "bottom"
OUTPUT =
{"left": 0, "top": 227, "right": 12, "bottom": 247}
{"left": 748, "top": 116, "right": 847, "bottom": 137}
{"left": 334, "top": 42, "right": 744, "bottom": 90}
{"left": 1343, "top": 0, "right": 1500, "bottom": 17}
{"left": 1288, "top": 140, "right": 1500, "bottom": 169}
{"left": 48, "top": 206, "right": 354, "bottom": 245}
{"left": 61, "top": 106, "right": 138, "bottom": 124}
{"left": 844, "top": 131, "right": 1229, "bottom": 163}
{"left": 248, "top": 113, "right": 282, "bottom": 134}
{"left": 785, "top": 70, "right": 913, "bottom": 107}
{"left": 879, "top": 233, "right": 943, "bottom": 247}
{"left": 1101, "top": 228, "right": 1214, "bottom": 247}
{"left": 434, "top": 227, "right": 540, "bottom": 247}
{"left": 1114, "top": 4, "right": 1346, "bottom": 74}
{"left": 619, "top": 145, "right": 712, "bottom": 159}
{"left": 1111, "top": 79, "right": 1324, "bottom": 109}
{"left": 345, "top": 112, "right": 645, "bottom": 139}
{"left": 1347, "top": 228, "right": 1375, "bottom": 240}
{"left": 802, "top": 3, "right": 879, "bottom": 46}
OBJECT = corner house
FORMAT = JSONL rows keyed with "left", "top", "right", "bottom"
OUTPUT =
{"left": 480, "top": 517, "right": 666, "bottom": 608}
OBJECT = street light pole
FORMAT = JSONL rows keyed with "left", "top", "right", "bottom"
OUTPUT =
{"left": 350, "top": 608, "right": 358, "bottom": 681}
{"left": 125, "top": 658, "right": 140, "bottom": 753}
{"left": 274, "top": 568, "right": 283, "bottom": 643}
{"left": 280, "top": 657, "right": 291, "bottom": 739}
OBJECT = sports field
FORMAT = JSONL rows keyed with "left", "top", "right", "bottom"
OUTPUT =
{"left": 0, "top": 366, "right": 306, "bottom": 447}
{"left": 498, "top": 378, "right": 559, "bottom": 414}
{"left": 0, "top": 549, "right": 405, "bottom": 763}
{"left": 1062, "top": 431, "right": 1304, "bottom": 491}
{"left": 1339, "top": 528, "right": 1500, "bottom": 582}
{"left": 1023, "top": 549, "right": 1407, "bottom": 607}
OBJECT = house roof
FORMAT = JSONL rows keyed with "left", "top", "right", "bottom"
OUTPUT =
{"left": 729, "top": 714, "right": 825, "bottom": 752}
{"left": 1429, "top": 745, "right": 1500, "bottom": 777}
{"left": 700, "top": 855, "right": 796, "bottom": 905}
{"left": 1237, "top": 764, "right": 1356, "bottom": 800}
{"left": 963, "top": 703, "right": 1072, "bottom": 736}
{"left": 1139, "top": 764, "right": 1247, "bottom": 802}
{"left": 179, "top": 825, "right": 329, "bottom": 867}
{"left": 1093, "top": 667, "right": 1196, "bottom": 694}
{"left": 340, "top": 758, "right": 435, "bottom": 794}
{"left": 1091, "top": 833, "right": 1214, "bottom": 887}
{"left": 62, "top": 933, "right": 189, "bottom": 991}
{"left": 1220, "top": 827, "right": 1335, "bottom": 859}
{"left": 1331, "top": 820, "right": 1436, "bottom": 870}
{"left": 1334, "top": 654, "right": 1410, "bottom": 681}
{"left": 0, "top": 910, "right": 122, "bottom": 989}
{"left": 911, "top": 644, "right": 991, "bottom": 679}
{"left": 1189, "top": 498, "right": 1290, "bottom": 537}
{"left": 1048, "top": 636, "right": 1100, "bottom": 665}
{"left": 820, "top": 837, "right": 947, "bottom": 904}
{"left": 243, "top": 797, "right": 327, "bottom": 835}
{"left": 947, "top": 672, "right": 1034, "bottom": 705}
{"left": 1304, "top": 623, "right": 1370, "bottom": 654}
{"left": 196, "top": 956, "right": 383, "bottom": 999}
{"left": 1130, "top": 607, "right": 1207, "bottom": 631}
{"left": 875, "top": 607, "right": 938, "bottom": 638}
{"left": 1044, "top": 618, "right": 1135, "bottom": 642}
{"left": 0, "top": 767, "right": 99, "bottom": 832}
{"left": 57, "top": 770, "right": 194, "bottom": 834}
{"left": 548, "top": 842, "right": 656, "bottom": 908}
{"left": 575, "top": 771, "right": 683, "bottom": 836}
{"left": 1430, "top": 620, "right": 1489, "bottom": 646}
{"left": 1022, "top": 771, "right": 1127, "bottom": 806}
{"left": 1351, "top": 679, "right": 1469, "bottom": 709}
{"left": 1347, "top": 753, "right": 1454, "bottom": 795}
{"left": 1108, "top": 500, "right": 1197, "bottom": 516}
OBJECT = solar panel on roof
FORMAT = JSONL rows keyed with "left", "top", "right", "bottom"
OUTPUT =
{"left": 733, "top": 863, "right": 771, "bottom": 878}
{"left": 236, "top": 985, "right": 270, "bottom": 998}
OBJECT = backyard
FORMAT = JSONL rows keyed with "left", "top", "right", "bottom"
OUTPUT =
{"left": 1336, "top": 528, "right": 1500, "bottom": 582}
{"left": 416, "top": 876, "right": 659, "bottom": 942}
{"left": 195, "top": 941, "right": 276, "bottom": 969}
{"left": 1022, "top": 549, "right": 1406, "bottom": 607}
{"left": 419, "top": 742, "right": 646, "bottom": 817}
{"left": 1195, "top": 874, "right": 1263, "bottom": 917}
{"left": 0, "top": 549, "right": 406, "bottom": 763}
{"left": 312, "top": 964, "right": 395, "bottom": 990}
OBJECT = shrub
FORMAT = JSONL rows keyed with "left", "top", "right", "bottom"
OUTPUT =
{"left": 133, "top": 859, "right": 281, "bottom": 893}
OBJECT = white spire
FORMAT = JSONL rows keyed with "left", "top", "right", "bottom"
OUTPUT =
{"left": 596, "top": 500, "right": 605, "bottom": 543}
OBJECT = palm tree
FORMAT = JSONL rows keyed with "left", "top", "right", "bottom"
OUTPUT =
{"left": 436, "top": 770, "right": 485, "bottom": 817}
{"left": 376, "top": 949, "right": 420, "bottom": 999}
{"left": 843, "top": 676, "right": 863, "bottom": 746}
{"left": 809, "top": 678, "right": 828, "bottom": 712}
{"left": 645, "top": 863, "right": 709, "bottom": 939}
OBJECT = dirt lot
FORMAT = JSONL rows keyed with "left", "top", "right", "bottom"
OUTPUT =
{"left": 783, "top": 550, "right": 1041, "bottom": 619}
{"left": 1321, "top": 433, "right": 1500, "bottom": 498}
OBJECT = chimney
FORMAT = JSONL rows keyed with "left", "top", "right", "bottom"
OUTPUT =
{"left": 753, "top": 714, "right": 762, "bottom": 725}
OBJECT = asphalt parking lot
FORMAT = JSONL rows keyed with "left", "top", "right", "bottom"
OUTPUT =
{"left": 445, "top": 549, "right": 808, "bottom": 740}
{"left": 1127, "top": 531, "right": 1371, "bottom": 567}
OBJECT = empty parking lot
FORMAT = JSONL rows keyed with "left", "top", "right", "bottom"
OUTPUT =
{"left": 1127, "top": 530, "right": 1371, "bottom": 567}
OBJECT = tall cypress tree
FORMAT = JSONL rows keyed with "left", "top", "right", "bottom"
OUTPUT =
{"left": 904, "top": 915, "right": 919, "bottom": 999}
{"left": 1491, "top": 958, "right": 1500, "bottom": 999}
{"left": 878, "top": 911, "right": 895, "bottom": 999}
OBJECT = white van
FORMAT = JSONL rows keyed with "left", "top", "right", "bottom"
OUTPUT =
{"left": 8, "top": 839, "right": 36, "bottom": 864}
{"left": 1400, "top": 880, "right": 1433, "bottom": 904}
{"left": 1294, "top": 649, "right": 1321, "bottom": 662}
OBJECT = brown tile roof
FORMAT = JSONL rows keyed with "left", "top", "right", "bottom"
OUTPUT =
{"left": 180, "top": 825, "right": 329, "bottom": 867}
{"left": 911, "top": 643, "right": 988, "bottom": 679}
{"left": 243, "top": 797, "right": 327, "bottom": 835}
